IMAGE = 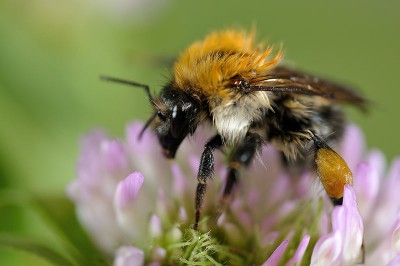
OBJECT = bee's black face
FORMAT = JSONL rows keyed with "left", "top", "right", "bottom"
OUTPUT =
{"left": 155, "top": 122, "right": 184, "bottom": 158}
{"left": 155, "top": 84, "right": 200, "bottom": 159}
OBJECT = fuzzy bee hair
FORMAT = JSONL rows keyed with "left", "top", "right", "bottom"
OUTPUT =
{"left": 103, "top": 29, "right": 366, "bottom": 230}
{"left": 171, "top": 30, "right": 280, "bottom": 145}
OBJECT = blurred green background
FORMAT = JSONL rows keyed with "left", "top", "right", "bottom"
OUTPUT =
{"left": 0, "top": 0, "right": 399, "bottom": 264}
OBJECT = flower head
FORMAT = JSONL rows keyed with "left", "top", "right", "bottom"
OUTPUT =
{"left": 68, "top": 122, "right": 400, "bottom": 265}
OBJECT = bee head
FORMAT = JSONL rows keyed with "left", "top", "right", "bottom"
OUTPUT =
{"left": 100, "top": 76, "right": 201, "bottom": 159}
{"left": 151, "top": 84, "right": 200, "bottom": 159}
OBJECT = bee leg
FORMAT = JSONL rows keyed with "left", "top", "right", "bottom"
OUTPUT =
{"left": 221, "top": 132, "right": 263, "bottom": 204}
{"left": 194, "top": 134, "right": 223, "bottom": 230}
{"left": 313, "top": 136, "right": 353, "bottom": 205}
{"left": 313, "top": 136, "right": 365, "bottom": 263}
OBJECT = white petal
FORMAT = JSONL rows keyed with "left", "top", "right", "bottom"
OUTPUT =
{"left": 311, "top": 230, "right": 342, "bottom": 266}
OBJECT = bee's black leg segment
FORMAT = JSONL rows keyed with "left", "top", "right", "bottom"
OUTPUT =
{"left": 194, "top": 134, "right": 223, "bottom": 230}
{"left": 222, "top": 132, "right": 263, "bottom": 202}
{"left": 330, "top": 197, "right": 343, "bottom": 206}
{"left": 195, "top": 183, "right": 207, "bottom": 230}
{"left": 222, "top": 168, "right": 240, "bottom": 201}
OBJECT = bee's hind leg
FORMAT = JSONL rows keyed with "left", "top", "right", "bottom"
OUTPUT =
{"left": 220, "top": 132, "right": 263, "bottom": 206}
{"left": 313, "top": 135, "right": 353, "bottom": 205}
{"left": 312, "top": 136, "right": 365, "bottom": 262}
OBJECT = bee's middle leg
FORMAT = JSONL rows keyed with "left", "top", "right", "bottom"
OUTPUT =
{"left": 221, "top": 132, "right": 263, "bottom": 205}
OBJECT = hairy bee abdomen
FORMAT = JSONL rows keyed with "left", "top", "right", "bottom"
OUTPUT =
{"left": 263, "top": 93, "right": 346, "bottom": 162}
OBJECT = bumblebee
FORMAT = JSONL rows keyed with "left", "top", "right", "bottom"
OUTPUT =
{"left": 103, "top": 30, "right": 366, "bottom": 230}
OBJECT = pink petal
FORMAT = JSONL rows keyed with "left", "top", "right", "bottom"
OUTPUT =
{"left": 366, "top": 216, "right": 400, "bottom": 265}
{"left": 114, "top": 172, "right": 144, "bottom": 209}
{"left": 388, "top": 254, "right": 400, "bottom": 266}
{"left": 392, "top": 220, "right": 400, "bottom": 256}
{"left": 267, "top": 174, "right": 291, "bottom": 206}
{"left": 246, "top": 188, "right": 261, "bottom": 206}
{"left": 340, "top": 185, "right": 364, "bottom": 264}
{"left": 178, "top": 124, "right": 210, "bottom": 157}
{"left": 247, "top": 145, "right": 283, "bottom": 186}
{"left": 342, "top": 185, "right": 359, "bottom": 210}
{"left": 387, "top": 158, "right": 400, "bottom": 184}
{"left": 151, "top": 246, "right": 166, "bottom": 261}
{"left": 384, "top": 158, "right": 400, "bottom": 205}
{"left": 101, "top": 140, "right": 130, "bottom": 175}
{"left": 178, "top": 206, "right": 188, "bottom": 223}
{"left": 366, "top": 149, "right": 387, "bottom": 176}
{"left": 126, "top": 121, "right": 158, "bottom": 152}
{"left": 149, "top": 214, "right": 162, "bottom": 238}
{"left": 80, "top": 129, "right": 109, "bottom": 153}
{"left": 260, "top": 216, "right": 279, "bottom": 236}
{"left": 340, "top": 124, "right": 365, "bottom": 172}
{"left": 315, "top": 186, "right": 363, "bottom": 265}
{"left": 261, "top": 232, "right": 279, "bottom": 247}
{"left": 365, "top": 157, "right": 399, "bottom": 245}
{"left": 188, "top": 155, "right": 201, "bottom": 177}
{"left": 171, "top": 163, "right": 188, "bottom": 199}
{"left": 353, "top": 162, "right": 380, "bottom": 220}
{"left": 76, "top": 131, "right": 109, "bottom": 187}
{"left": 125, "top": 122, "right": 169, "bottom": 187}
{"left": 262, "top": 240, "right": 289, "bottom": 266}
{"left": 331, "top": 206, "right": 345, "bottom": 233}
{"left": 285, "top": 235, "right": 310, "bottom": 266}
{"left": 155, "top": 188, "right": 169, "bottom": 219}
{"left": 114, "top": 246, "right": 144, "bottom": 266}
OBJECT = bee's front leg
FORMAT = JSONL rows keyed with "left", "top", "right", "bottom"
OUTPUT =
{"left": 194, "top": 134, "right": 223, "bottom": 230}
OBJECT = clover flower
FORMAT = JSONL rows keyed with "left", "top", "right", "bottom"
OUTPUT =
{"left": 67, "top": 122, "right": 400, "bottom": 265}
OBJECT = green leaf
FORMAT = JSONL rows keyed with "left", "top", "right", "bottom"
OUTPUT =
{"left": 0, "top": 233, "right": 75, "bottom": 266}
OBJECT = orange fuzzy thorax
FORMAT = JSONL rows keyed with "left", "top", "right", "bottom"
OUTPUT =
{"left": 173, "top": 30, "right": 282, "bottom": 100}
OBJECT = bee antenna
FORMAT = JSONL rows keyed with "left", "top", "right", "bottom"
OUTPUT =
{"left": 100, "top": 75, "right": 154, "bottom": 102}
{"left": 138, "top": 111, "right": 157, "bottom": 140}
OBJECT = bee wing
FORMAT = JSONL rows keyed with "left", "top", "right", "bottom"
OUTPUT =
{"left": 248, "top": 66, "right": 368, "bottom": 109}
